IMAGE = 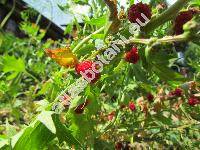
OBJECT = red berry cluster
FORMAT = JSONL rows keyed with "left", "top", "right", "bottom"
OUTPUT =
{"left": 129, "top": 101, "right": 136, "bottom": 111}
{"left": 124, "top": 47, "right": 140, "bottom": 64}
{"left": 169, "top": 88, "right": 183, "bottom": 97}
{"left": 174, "top": 10, "right": 196, "bottom": 35}
{"left": 74, "top": 99, "right": 90, "bottom": 114}
{"left": 147, "top": 93, "right": 154, "bottom": 102}
{"left": 75, "top": 60, "right": 100, "bottom": 83}
{"left": 115, "top": 141, "right": 130, "bottom": 150}
{"left": 188, "top": 96, "right": 200, "bottom": 106}
{"left": 128, "top": 2, "right": 152, "bottom": 23}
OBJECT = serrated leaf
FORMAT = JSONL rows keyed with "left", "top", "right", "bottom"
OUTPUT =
{"left": 2, "top": 55, "right": 25, "bottom": 73}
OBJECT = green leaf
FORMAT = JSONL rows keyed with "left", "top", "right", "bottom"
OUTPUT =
{"left": 53, "top": 114, "right": 82, "bottom": 147}
{"left": 153, "top": 114, "right": 173, "bottom": 126}
{"left": 0, "top": 139, "right": 8, "bottom": 149}
{"left": 12, "top": 121, "right": 55, "bottom": 150}
{"left": 69, "top": 96, "right": 82, "bottom": 109}
{"left": 130, "top": 0, "right": 135, "bottom": 5}
{"left": 153, "top": 63, "right": 187, "bottom": 82}
{"left": 64, "top": 23, "right": 73, "bottom": 35}
{"left": 2, "top": 55, "right": 25, "bottom": 73}
{"left": 37, "top": 81, "right": 53, "bottom": 96}
{"left": 73, "top": 0, "right": 88, "bottom": 5}
{"left": 91, "top": 34, "right": 105, "bottom": 39}
{"left": 5, "top": 119, "right": 17, "bottom": 138}
{"left": 37, "top": 111, "right": 56, "bottom": 134}
{"left": 86, "top": 15, "right": 107, "bottom": 27}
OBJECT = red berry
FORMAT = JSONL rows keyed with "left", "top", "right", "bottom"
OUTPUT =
{"left": 147, "top": 93, "right": 154, "bottom": 102}
{"left": 174, "top": 88, "right": 183, "bottom": 97}
{"left": 124, "top": 47, "right": 140, "bottom": 64}
{"left": 188, "top": 96, "right": 200, "bottom": 106}
{"left": 128, "top": 2, "right": 152, "bottom": 23}
{"left": 108, "top": 111, "right": 115, "bottom": 121}
{"left": 75, "top": 60, "right": 100, "bottom": 83}
{"left": 74, "top": 100, "right": 90, "bottom": 114}
{"left": 169, "top": 88, "right": 183, "bottom": 97}
{"left": 129, "top": 102, "right": 136, "bottom": 111}
{"left": 174, "top": 10, "right": 196, "bottom": 35}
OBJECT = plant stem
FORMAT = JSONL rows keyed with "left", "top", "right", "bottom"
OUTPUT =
{"left": 87, "top": 34, "right": 187, "bottom": 59}
{"left": 123, "top": 34, "right": 187, "bottom": 45}
{"left": 157, "top": 35, "right": 187, "bottom": 43}
{"left": 0, "top": 0, "right": 16, "bottom": 29}
{"left": 72, "top": 27, "right": 105, "bottom": 53}
{"left": 25, "top": 69, "right": 40, "bottom": 82}
{"left": 142, "top": 0, "right": 189, "bottom": 33}
{"left": 36, "top": 14, "right": 42, "bottom": 26}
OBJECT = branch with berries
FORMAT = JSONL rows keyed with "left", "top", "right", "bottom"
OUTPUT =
{"left": 46, "top": 0, "right": 200, "bottom": 117}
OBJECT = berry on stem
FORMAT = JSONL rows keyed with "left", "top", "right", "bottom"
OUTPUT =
{"left": 128, "top": 2, "right": 152, "bottom": 23}
{"left": 75, "top": 60, "right": 100, "bottom": 83}
{"left": 173, "top": 10, "right": 196, "bottom": 35}
{"left": 74, "top": 100, "right": 90, "bottom": 114}
{"left": 169, "top": 88, "right": 183, "bottom": 97}
{"left": 115, "top": 142, "right": 123, "bottom": 150}
{"left": 124, "top": 47, "right": 140, "bottom": 64}
{"left": 188, "top": 96, "right": 200, "bottom": 106}
{"left": 129, "top": 102, "right": 136, "bottom": 111}
{"left": 147, "top": 93, "right": 154, "bottom": 102}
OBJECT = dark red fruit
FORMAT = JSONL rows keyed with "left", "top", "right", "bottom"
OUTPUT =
{"left": 115, "top": 142, "right": 123, "bottom": 150}
{"left": 169, "top": 88, "right": 183, "bottom": 97}
{"left": 129, "top": 102, "right": 136, "bottom": 111}
{"left": 120, "top": 104, "right": 127, "bottom": 109}
{"left": 124, "top": 47, "right": 140, "bottom": 64}
{"left": 147, "top": 93, "right": 154, "bottom": 102}
{"left": 74, "top": 100, "right": 90, "bottom": 114}
{"left": 174, "top": 10, "right": 196, "bottom": 35}
{"left": 128, "top": 2, "right": 152, "bottom": 23}
{"left": 75, "top": 60, "right": 100, "bottom": 83}
{"left": 188, "top": 96, "right": 200, "bottom": 106}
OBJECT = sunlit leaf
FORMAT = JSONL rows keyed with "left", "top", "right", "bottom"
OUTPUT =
{"left": 45, "top": 47, "right": 78, "bottom": 68}
{"left": 37, "top": 111, "right": 56, "bottom": 134}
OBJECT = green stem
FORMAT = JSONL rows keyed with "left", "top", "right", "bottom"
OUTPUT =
{"left": 87, "top": 34, "right": 188, "bottom": 59}
{"left": 72, "top": 26, "right": 105, "bottom": 53}
{"left": 142, "top": 0, "right": 189, "bottom": 33}
{"left": 24, "top": 69, "right": 40, "bottom": 82}
{"left": 36, "top": 14, "right": 42, "bottom": 26}
{"left": 87, "top": 47, "right": 107, "bottom": 59}
{"left": 128, "top": 38, "right": 150, "bottom": 44}
{"left": 0, "top": 0, "right": 16, "bottom": 29}
{"left": 157, "top": 35, "right": 187, "bottom": 43}
{"left": 123, "top": 34, "right": 188, "bottom": 45}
